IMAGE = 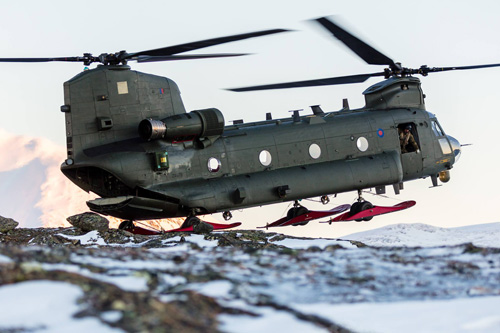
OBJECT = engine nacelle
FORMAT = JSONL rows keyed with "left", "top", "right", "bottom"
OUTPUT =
{"left": 139, "top": 108, "right": 224, "bottom": 141}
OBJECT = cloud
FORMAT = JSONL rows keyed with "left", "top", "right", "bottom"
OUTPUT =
{"left": 0, "top": 129, "right": 58, "bottom": 172}
{"left": 0, "top": 129, "right": 217, "bottom": 230}
{"left": 0, "top": 129, "right": 95, "bottom": 227}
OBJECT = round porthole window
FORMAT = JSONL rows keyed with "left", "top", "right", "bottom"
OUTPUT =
{"left": 309, "top": 143, "right": 321, "bottom": 159}
{"left": 207, "top": 157, "right": 221, "bottom": 173}
{"left": 259, "top": 150, "right": 272, "bottom": 166}
{"left": 357, "top": 137, "right": 369, "bottom": 152}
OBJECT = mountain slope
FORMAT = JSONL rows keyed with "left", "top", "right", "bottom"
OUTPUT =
{"left": 342, "top": 222, "right": 500, "bottom": 248}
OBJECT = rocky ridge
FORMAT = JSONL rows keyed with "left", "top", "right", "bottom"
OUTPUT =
{"left": 1, "top": 214, "right": 500, "bottom": 332}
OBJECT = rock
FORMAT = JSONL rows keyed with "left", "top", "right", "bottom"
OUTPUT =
{"left": 100, "top": 229, "right": 135, "bottom": 244}
{"left": 1, "top": 226, "right": 500, "bottom": 332}
{"left": 0, "top": 216, "right": 19, "bottom": 233}
{"left": 193, "top": 221, "right": 214, "bottom": 234}
{"left": 66, "top": 212, "right": 109, "bottom": 233}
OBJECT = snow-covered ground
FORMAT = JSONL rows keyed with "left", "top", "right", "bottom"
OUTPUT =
{"left": 2, "top": 279, "right": 499, "bottom": 332}
{"left": 341, "top": 222, "right": 500, "bottom": 248}
{"left": 0, "top": 281, "right": 122, "bottom": 332}
{"left": 292, "top": 297, "right": 500, "bottom": 333}
{"left": 1, "top": 223, "right": 500, "bottom": 332}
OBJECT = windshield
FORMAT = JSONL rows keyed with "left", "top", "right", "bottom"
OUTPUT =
{"left": 431, "top": 120, "right": 445, "bottom": 137}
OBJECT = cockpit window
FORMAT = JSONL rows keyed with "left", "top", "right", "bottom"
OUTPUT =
{"left": 432, "top": 120, "right": 444, "bottom": 137}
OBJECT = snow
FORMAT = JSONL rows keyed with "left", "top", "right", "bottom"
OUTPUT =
{"left": 2, "top": 222, "right": 500, "bottom": 331}
{"left": 147, "top": 234, "right": 220, "bottom": 253}
{"left": 187, "top": 280, "right": 233, "bottom": 298}
{"left": 272, "top": 237, "right": 356, "bottom": 249}
{"left": 219, "top": 306, "right": 327, "bottom": 333}
{"left": 100, "top": 311, "right": 123, "bottom": 324}
{"left": 0, "top": 254, "right": 13, "bottom": 264}
{"left": 41, "top": 262, "right": 150, "bottom": 292}
{"left": 58, "top": 228, "right": 222, "bottom": 249}
{"left": 160, "top": 234, "right": 219, "bottom": 248}
{"left": 69, "top": 253, "right": 175, "bottom": 271}
{"left": 218, "top": 299, "right": 327, "bottom": 332}
{"left": 292, "top": 296, "right": 500, "bottom": 333}
{"left": 342, "top": 222, "right": 500, "bottom": 248}
{"left": 149, "top": 243, "right": 191, "bottom": 253}
{"left": 185, "top": 234, "right": 219, "bottom": 248}
{"left": 159, "top": 273, "right": 187, "bottom": 287}
{"left": 0, "top": 280, "right": 122, "bottom": 332}
{"left": 58, "top": 230, "right": 108, "bottom": 246}
{"left": 58, "top": 230, "right": 149, "bottom": 247}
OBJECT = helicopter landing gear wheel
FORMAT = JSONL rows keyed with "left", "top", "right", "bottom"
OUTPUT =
{"left": 118, "top": 220, "right": 134, "bottom": 231}
{"left": 223, "top": 211, "right": 232, "bottom": 221}
{"left": 180, "top": 215, "right": 201, "bottom": 229}
{"left": 286, "top": 201, "right": 309, "bottom": 220}
{"left": 320, "top": 195, "right": 330, "bottom": 205}
{"left": 350, "top": 189, "right": 373, "bottom": 221}
{"left": 350, "top": 201, "right": 373, "bottom": 222}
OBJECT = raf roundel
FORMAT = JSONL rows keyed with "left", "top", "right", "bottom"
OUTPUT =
{"left": 377, "top": 128, "right": 385, "bottom": 138}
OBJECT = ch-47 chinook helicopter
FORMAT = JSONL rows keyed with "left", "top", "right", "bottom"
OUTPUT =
{"left": 2, "top": 17, "right": 498, "bottom": 233}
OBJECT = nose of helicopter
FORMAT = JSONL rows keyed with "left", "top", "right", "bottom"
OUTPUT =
{"left": 448, "top": 135, "right": 461, "bottom": 163}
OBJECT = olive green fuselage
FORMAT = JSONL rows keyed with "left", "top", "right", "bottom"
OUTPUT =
{"left": 60, "top": 66, "right": 456, "bottom": 220}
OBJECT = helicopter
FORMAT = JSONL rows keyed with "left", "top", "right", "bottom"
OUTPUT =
{"left": 2, "top": 17, "right": 497, "bottom": 232}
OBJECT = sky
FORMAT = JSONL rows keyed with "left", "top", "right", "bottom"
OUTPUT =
{"left": 0, "top": 0, "right": 499, "bottom": 236}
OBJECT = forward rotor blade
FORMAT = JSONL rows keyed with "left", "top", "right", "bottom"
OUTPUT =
{"left": 134, "top": 53, "right": 250, "bottom": 63}
{"left": 128, "top": 29, "right": 290, "bottom": 58}
{"left": 315, "top": 17, "right": 395, "bottom": 68}
{"left": 0, "top": 56, "right": 84, "bottom": 63}
{"left": 228, "top": 72, "right": 384, "bottom": 92}
{"left": 424, "top": 63, "right": 500, "bottom": 73}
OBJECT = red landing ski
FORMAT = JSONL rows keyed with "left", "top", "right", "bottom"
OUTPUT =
{"left": 325, "top": 200, "right": 416, "bottom": 223}
{"left": 122, "top": 221, "right": 242, "bottom": 235}
{"left": 259, "top": 204, "right": 351, "bottom": 229}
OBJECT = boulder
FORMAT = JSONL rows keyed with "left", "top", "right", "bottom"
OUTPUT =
{"left": 67, "top": 212, "right": 109, "bottom": 233}
{"left": 0, "top": 216, "right": 19, "bottom": 233}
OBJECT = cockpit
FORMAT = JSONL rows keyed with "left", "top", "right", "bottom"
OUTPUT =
{"left": 430, "top": 118, "right": 461, "bottom": 163}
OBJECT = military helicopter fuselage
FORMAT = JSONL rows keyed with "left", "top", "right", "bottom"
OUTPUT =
{"left": 59, "top": 65, "right": 460, "bottom": 220}
{"left": 5, "top": 16, "right": 481, "bottom": 224}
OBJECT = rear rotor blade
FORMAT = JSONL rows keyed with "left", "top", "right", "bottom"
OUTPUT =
{"left": 128, "top": 29, "right": 290, "bottom": 58}
{"left": 315, "top": 17, "right": 396, "bottom": 68}
{"left": 0, "top": 29, "right": 288, "bottom": 66}
{"left": 134, "top": 53, "right": 250, "bottom": 63}
{"left": 0, "top": 56, "right": 86, "bottom": 63}
{"left": 228, "top": 72, "right": 384, "bottom": 92}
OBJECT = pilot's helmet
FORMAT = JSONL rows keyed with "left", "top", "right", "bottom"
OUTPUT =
{"left": 405, "top": 125, "right": 412, "bottom": 131}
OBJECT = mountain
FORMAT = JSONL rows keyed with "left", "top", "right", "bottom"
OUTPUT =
{"left": 342, "top": 222, "right": 500, "bottom": 248}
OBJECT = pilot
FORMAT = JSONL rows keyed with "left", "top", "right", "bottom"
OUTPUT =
{"left": 400, "top": 125, "right": 420, "bottom": 153}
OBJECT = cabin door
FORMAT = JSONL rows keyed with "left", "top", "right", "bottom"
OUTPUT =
{"left": 398, "top": 122, "right": 423, "bottom": 179}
